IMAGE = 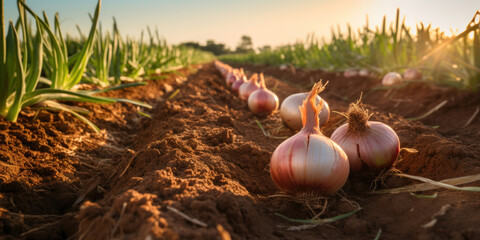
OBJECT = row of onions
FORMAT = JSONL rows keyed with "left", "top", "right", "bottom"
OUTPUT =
{"left": 214, "top": 60, "right": 401, "bottom": 195}
{"left": 343, "top": 68, "right": 422, "bottom": 86}
{"left": 215, "top": 61, "right": 280, "bottom": 115}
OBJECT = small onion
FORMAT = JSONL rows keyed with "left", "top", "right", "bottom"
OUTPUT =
{"left": 403, "top": 68, "right": 422, "bottom": 80}
{"left": 330, "top": 101, "right": 400, "bottom": 171}
{"left": 225, "top": 69, "right": 235, "bottom": 82}
{"left": 359, "top": 69, "right": 370, "bottom": 77}
{"left": 280, "top": 92, "right": 330, "bottom": 131}
{"left": 239, "top": 73, "right": 260, "bottom": 100}
{"left": 231, "top": 74, "right": 247, "bottom": 93}
{"left": 343, "top": 69, "right": 358, "bottom": 78}
{"left": 227, "top": 68, "right": 244, "bottom": 86}
{"left": 270, "top": 82, "right": 349, "bottom": 195}
{"left": 381, "top": 72, "right": 403, "bottom": 86}
{"left": 248, "top": 73, "right": 279, "bottom": 114}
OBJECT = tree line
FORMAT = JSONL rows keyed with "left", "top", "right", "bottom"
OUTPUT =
{"left": 180, "top": 35, "right": 271, "bottom": 56}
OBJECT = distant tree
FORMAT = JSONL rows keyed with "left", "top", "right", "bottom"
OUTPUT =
{"left": 203, "top": 40, "right": 230, "bottom": 55}
{"left": 179, "top": 40, "right": 231, "bottom": 55}
{"left": 181, "top": 42, "right": 201, "bottom": 49}
{"left": 235, "top": 35, "right": 254, "bottom": 53}
{"left": 258, "top": 45, "right": 271, "bottom": 52}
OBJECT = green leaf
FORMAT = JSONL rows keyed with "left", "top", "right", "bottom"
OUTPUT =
{"left": 5, "top": 21, "right": 25, "bottom": 122}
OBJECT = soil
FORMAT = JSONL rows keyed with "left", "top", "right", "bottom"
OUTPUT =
{"left": 1, "top": 63, "right": 479, "bottom": 240}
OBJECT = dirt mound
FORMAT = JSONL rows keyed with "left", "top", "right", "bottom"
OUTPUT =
{"left": 1, "top": 63, "right": 479, "bottom": 239}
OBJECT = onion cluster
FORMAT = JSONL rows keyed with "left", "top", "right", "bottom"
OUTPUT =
{"left": 215, "top": 60, "right": 402, "bottom": 196}
{"left": 214, "top": 61, "right": 279, "bottom": 115}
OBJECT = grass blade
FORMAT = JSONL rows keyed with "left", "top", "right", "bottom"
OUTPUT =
{"left": 374, "top": 173, "right": 480, "bottom": 194}
{"left": 275, "top": 208, "right": 362, "bottom": 224}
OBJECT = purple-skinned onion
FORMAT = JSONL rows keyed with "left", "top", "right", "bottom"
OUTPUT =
{"left": 403, "top": 68, "right": 422, "bottom": 80}
{"left": 248, "top": 73, "right": 279, "bottom": 114}
{"left": 239, "top": 73, "right": 260, "bottom": 100}
{"left": 280, "top": 92, "right": 330, "bottom": 131}
{"left": 231, "top": 74, "right": 247, "bottom": 93}
{"left": 382, "top": 72, "right": 403, "bottom": 86}
{"left": 330, "top": 101, "right": 400, "bottom": 171}
{"left": 270, "top": 81, "right": 349, "bottom": 195}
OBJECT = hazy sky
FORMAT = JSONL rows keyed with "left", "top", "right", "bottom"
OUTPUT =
{"left": 4, "top": 0, "right": 479, "bottom": 49}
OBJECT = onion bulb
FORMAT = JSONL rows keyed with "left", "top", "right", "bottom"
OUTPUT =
{"left": 248, "top": 73, "right": 279, "bottom": 114}
{"left": 239, "top": 73, "right": 260, "bottom": 100}
{"left": 280, "top": 91, "right": 330, "bottom": 131}
{"left": 381, "top": 72, "right": 403, "bottom": 86}
{"left": 359, "top": 69, "right": 369, "bottom": 77}
{"left": 403, "top": 68, "right": 422, "bottom": 80}
{"left": 227, "top": 68, "right": 244, "bottom": 86}
{"left": 226, "top": 69, "right": 238, "bottom": 86}
{"left": 343, "top": 69, "right": 358, "bottom": 78}
{"left": 231, "top": 74, "right": 247, "bottom": 93}
{"left": 330, "top": 101, "right": 400, "bottom": 171}
{"left": 270, "top": 82, "right": 349, "bottom": 195}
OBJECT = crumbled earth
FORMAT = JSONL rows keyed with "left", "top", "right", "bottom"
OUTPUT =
{"left": 0, "top": 63, "right": 479, "bottom": 239}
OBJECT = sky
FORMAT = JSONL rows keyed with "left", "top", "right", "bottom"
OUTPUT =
{"left": 4, "top": 0, "right": 480, "bottom": 49}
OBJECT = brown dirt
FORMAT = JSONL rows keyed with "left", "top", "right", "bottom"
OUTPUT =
{"left": 1, "top": 63, "right": 480, "bottom": 239}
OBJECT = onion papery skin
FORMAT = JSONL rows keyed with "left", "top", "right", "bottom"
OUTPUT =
{"left": 270, "top": 131, "right": 349, "bottom": 195}
{"left": 231, "top": 77, "right": 246, "bottom": 93}
{"left": 343, "top": 69, "right": 358, "bottom": 78}
{"left": 225, "top": 71, "right": 234, "bottom": 81}
{"left": 248, "top": 88, "right": 279, "bottom": 114}
{"left": 239, "top": 81, "right": 259, "bottom": 101}
{"left": 359, "top": 69, "right": 369, "bottom": 77}
{"left": 382, "top": 72, "right": 403, "bottom": 86}
{"left": 280, "top": 93, "right": 330, "bottom": 131}
{"left": 331, "top": 121, "right": 400, "bottom": 171}
{"left": 226, "top": 73, "right": 238, "bottom": 86}
{"left": 403, "top": 68, "right": 422, "bottom": 80}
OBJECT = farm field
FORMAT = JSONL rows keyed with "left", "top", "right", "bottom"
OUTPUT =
{"left": 2, "top": 0, "right": 480, "bottom": 239}
{"left": 1, "top": 62, "right": 479, "bottom": 239}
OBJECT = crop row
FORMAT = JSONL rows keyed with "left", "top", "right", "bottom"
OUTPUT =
{"left": 0, "top": 0, "right": 214, "bottom": 131}
{"left": 221, "top": 9, "right": 480, "bottom": 90}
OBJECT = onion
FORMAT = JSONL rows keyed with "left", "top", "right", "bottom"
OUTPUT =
{"left": 231, "top": 74, "right": 247, "bottom": 93}
{"left": 343, "top": 69, "right": 358, "bottom": 78}
{"left": 359, "top": 69, "right": 369, "bottom": 77}
{"left": 270, "top": 82, "right": 349, "bottom": 195}
{"left": 225, "top": 68, "right": 234, "bottom": 82}
{"left": 403, "top": 68, "right": 422, "bottom": 80}
{"left": 280, "top": 92, "right": 330, "bottom": 131}
{"left": 248, "top": 73, "right": 279, "bottom": 114}
{"left": 239, "top": 73, "right": 260, "bottom": 100}
{"left": 381, "top": 72, "right": 402, "bottom": 86}
{"left": 330, "top": 101, "right": 400, "bottom": 171}
{"left": 227, "top": 68, "right": 244, "bottom": 86}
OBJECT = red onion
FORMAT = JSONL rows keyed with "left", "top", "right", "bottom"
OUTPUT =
{"left": 248, "top": 73, "right": 279, "bottom": 114}
{"left": 359, "top": 69, "right": 369, "bottom": 77}
{"left": 270, "top": 82, "right": 349, "bottom": 195}
{"left": 343, "top": 69, "right": 358, "bottom": 78}
{"left": 239, "top": 73, "right": 260, "bottom": 101}
{"left": 280, "top": 92, "right": 330, "bottom": 131}
{"left": 231, "top": 74, "right": 247, "bottom": 94}
{"left": 330, "top": 101, "right": 400, "bottom": 171}
{"left": 227, "top": 68, "right": 244, "bottom": 86}
{"left": 382, "top": 72, "right": 403, "bottom": 86}
{"left": 403, "top": 68, "right": 422, "bottom": 80}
